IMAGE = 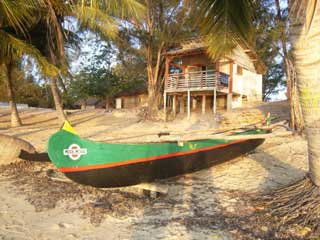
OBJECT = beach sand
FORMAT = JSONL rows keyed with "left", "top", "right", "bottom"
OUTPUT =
{"left": 0, "top": 101, "right": 313, "bottom": 239}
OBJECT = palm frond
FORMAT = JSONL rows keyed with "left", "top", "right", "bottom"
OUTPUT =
{"left": 44, "top": 0, "right": 67, "bottom": 60}
{"left": 101, "top": 0, "right": 145, "bottom": 20}
{"left": 198, "top": 0, "right": 255, "bottom": 59}
{"left": 0, "top": 0, "right": 40, "bottom": 35}
{"left": 76, "top": 0, "right": 145, "bottom": 38}
{"left": 48, "top": 0, "right": 73, "bottom": 17}
{"left": 0, "top": 30, "right": 59, "bottom": 77}
{"left": 76, "top": 5, "right": 118, "bottom": 39}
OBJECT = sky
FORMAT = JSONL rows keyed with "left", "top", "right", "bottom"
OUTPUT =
{"left": 63, "top": 17, "right": 117, "bottom": 75}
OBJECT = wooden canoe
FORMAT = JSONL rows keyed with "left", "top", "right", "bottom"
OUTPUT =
{"left": 48, "top": 121, "right": 267, "bottom": 188}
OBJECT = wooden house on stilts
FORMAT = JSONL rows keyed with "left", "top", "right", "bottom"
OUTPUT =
{"left": 163, "top": 38, "right": 265, "bottom": 119}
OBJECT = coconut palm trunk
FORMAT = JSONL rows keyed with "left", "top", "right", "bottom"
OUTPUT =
{"left": 105, "top": 96, "right": 110, "bottom": 111}
{"left": 0, "top": 63, "right": 22, "bottom": 127}
{"left": 275, "top": 0, "right": 304, "bottom": 131}
{"left": 47, "top": 36, "right": 67, "bottom": 124}
{"left": 50, "top": 76, "right": 67, "bottom": 123}
{"left": 290, "top": 1, "right": 320, "bottom": 186}
{"left": 145, "top": 42, "right": 165, "bottom": 119}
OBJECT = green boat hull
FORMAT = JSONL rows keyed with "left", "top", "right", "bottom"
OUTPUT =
{"left": 48, "top": 123, "right": 267, "bottom": 187}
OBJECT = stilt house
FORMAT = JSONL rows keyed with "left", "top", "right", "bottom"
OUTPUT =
{"left": 163, "top": 38, "right": 265, "bottom": 119}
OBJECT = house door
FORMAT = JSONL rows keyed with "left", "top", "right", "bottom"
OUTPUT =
{"left": 187, "top": 66, "right": 202, "bottom": 88}
{"left": 206, "top": 65, "right": 215, "bottom": 87}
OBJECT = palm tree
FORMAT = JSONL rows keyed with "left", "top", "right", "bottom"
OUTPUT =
{"left": 29, "top": 0, "right": 144, "bottom": 124}
{"left": 197, "top": 0, "right": 320, "bottom": 227}
{"left": 1, "top": 0, "right": 144, "bottom": 126}
{"left": 1, "top": 61, "right": 22, "bottom": 127}
{"left": 111, "top": 0, "right": 196, "bottom": 119}
{"left": 197, "top": 0, "right": 255, "bottom": 59}
{"left": 0, "top": 0, "right": 58, "bottom": 127}
{"left": 0, "top": 61, "right": 22, "bottom": 127}
{"left": 289, "top": 0, "right": 320, "bottom": 186}
{"left": 198, "top": 0, "right": 320, "bottom": 185}
{"left": 274, "top": 0, "right": 304, "bottom": 131}
{"left": 0, "top": 0, "right": 32, "bottom": 127}
{"left": 28, "top": 0, "right": 72, "bottom": 123}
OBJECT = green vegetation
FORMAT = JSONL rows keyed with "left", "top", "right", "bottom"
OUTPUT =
{"left": 0, "top": 64, "right": 49, "bottom": 108}
{"left": 0, "top": 0, "right": 291, "bottom": 122}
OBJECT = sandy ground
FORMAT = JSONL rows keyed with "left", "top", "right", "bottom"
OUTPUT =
{"left": 0, "top": 102, "right": 313, "bottom": 239}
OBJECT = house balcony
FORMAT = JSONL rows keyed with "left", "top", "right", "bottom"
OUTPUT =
{"left": 165, "top": 70, "right": 229, "bottom": 93}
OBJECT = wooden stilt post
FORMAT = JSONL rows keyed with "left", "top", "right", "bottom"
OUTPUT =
{"left": 227, "top": 93, "right": 232, "bottom": 111}
{"left": 228, "top": 60, "right": 234, "bottom": 93}
{"left": 180, "top": 96, "right": 185, "bottom": 114}
{"left": 164, "top": 91, "right": 167, "bottom": 121}
{"left": 192, "top": 97, "right": 197, "bottom": 110}
{"left": 202, "top": 95, "right": 206, "bottom": 114}
{"left": 187, "top": 90, "right": 191, "bottom": 119}
{"left": 172, "top": 95, "right": 176, "bottom": 117}
{"left": 213, "top": 88, "right": 217, "bottom": 115}
{"left": 216, "top": 61, "right": 220, "bottom": 88}
{"left": 227, "top": 60, "right": 234, "bottom": 111}
{"left": 164, "top": 57, "right": 171, "bottom": 90}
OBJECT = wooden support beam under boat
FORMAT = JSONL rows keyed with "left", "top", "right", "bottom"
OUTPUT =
{"left": 202, "top": 95, "right": 206, "bottom": 114}
{"left": 187, "top": 90, "right": 191, "bottom": 119}
{"left": 131, "top": 183, "right": 169, "bottom": 197}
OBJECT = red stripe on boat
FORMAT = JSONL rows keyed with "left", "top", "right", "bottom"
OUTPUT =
{"left": 59, "top": 139, "right": 247, "bottom": 173}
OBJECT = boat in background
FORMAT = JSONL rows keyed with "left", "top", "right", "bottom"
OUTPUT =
{"left": 48, "top": 121, "right": 268, "bottom": 188}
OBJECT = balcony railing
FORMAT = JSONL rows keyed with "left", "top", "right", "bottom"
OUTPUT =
{"left": 166, "top": 70, "right": 229, "bottom": 92}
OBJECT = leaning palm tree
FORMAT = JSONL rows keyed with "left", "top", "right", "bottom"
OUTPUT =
{"left": 0, "top": 0, "right": 33, "bottom": 127}
{"left": 1, "top": 0, "right": 144, "bottom": 126}
{"left": 197, "top": 0, "right": 320, "bottom": 229}
{"left": 0, "top": 61, "right": 22, "bottom": 127}
{"left": 28, "top": 0, "right": 72, "bottom": 123}
{"left": 28, "top": 0, "right": 144, "bottom": 124}
{"left": 0, "top": 0, "right": 58, "bottom": 127}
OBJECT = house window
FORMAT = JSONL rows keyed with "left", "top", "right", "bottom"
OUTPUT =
{"left": 206, "top": 65, "right": 215, "bottom": 72}
{"left": 188, "top": 66, "right": 201, "bottom": 72}
{"left": 206, "top": 65, "right": 215, "bottom": 87}
{"left": 237, "top": 65, "right": 243, "bottom": 75}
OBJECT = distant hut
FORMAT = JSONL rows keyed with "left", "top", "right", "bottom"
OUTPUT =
{"left": 74, "top": 97, "right": 103, "bottom": 110}
{"left": 163, "top": 37, "right": 266, "bottom": 119}
{"left": 115, "top": 90, "right": 148, "bottom": 109}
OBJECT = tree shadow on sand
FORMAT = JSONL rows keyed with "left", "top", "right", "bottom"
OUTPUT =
{"left": 210, "top": 149, "right": 313, "bottom": 239}
{"left": 129, "top": 164, "right": 234, "bottom": 239}
{"left": 128, "top": 140, "right": 311, "bottom": 240}
{"left": 252, "top": 151, "right": 306, "bottom": 193}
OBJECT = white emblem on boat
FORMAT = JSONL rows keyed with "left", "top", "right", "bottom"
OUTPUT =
{"left": 63, "top": 144, "right": 87, "bottom": 160}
